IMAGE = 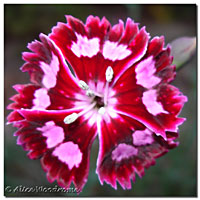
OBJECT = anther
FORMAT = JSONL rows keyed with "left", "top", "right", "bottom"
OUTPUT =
{"left": 86, "top": 89, "right": 95, "bottom": 97}
{"left": 64, "top": 113, "right": 78, "bottom": 124}
{"left": 98, "top": 107, "right": 106, "bottom": 115}
{"left": 106, "top": 66, "right": 114, "bottom": 82}
{"left": 78, "top": 80, "right": 89, "bottom": 90}
{"left": 63, "top": 102, "right": 96, "bottom": 124}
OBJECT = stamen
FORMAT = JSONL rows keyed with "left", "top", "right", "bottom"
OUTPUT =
{"left": 106, "top": 66, "right": 114, "bottom": 82}
{"left": 78, "top": 80, "right": 100, "bottom": 97}
{"left": 104, "top": 66, "right": 114, "bottom": 105}
{"left": 64, "top": 102, "right": 96, "bottom": 124}
{"left": 64, "top": 113, "right": 78, "bottom": 124}
{"left": 78, "top": 80, "right": 89, "bottom": 90}
{"left": 86, "top": 89, "right": 95, "bottom": 97}
{"left": 98, "top": 107, "right": 106, "bottom": 115}
{"left": 104, "top": 82, "right": 109, "bottom": 106}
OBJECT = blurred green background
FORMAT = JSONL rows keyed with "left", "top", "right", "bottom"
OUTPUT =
{"left": 4, "top": 4, "right": 197, "bottom": 197}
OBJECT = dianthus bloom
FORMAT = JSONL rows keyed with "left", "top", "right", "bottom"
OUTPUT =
{"left": 7, "top": 15, "right": 187, "bottom": 192}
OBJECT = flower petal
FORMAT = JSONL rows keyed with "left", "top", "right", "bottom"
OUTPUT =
{"left": 9, "top": 34, "right": 86, "bottom": 111}
{"left": 49, "top": 16, "right": 149, "bottom": 85}
{"left": 110, "top": 27, "right": 149, "bottom": 85}
{"left": 50, "top": 15, "right": 107, "bottom": 82}
{"left": 111, "top": 55, "right": 187, "bottom": 139}
{"left": 7, "top": 84, "right": 40, "bottom": 110}
{"left": 96, "top": 114, "right": 178, "bottom": 189}
{"left": 146, "top": 36, "right": 165, "bottom": 57}
{"left": 155, "top": 46, "right": 176, "bottom": 83}
{"left": 108, "top": 19, "right": 124, "bottom": 42}
{"left": 7, "top": 82, "right": 89, "bottom": 113}
{"left": 157, "top": 84, "right": 188, "bottom": 116}
{"left": 11, "top": 109, "right": 97, "bottom": 193}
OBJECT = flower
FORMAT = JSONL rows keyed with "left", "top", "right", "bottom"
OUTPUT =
{"left": 7, "top": 15, "right": 187, "bottom": 193}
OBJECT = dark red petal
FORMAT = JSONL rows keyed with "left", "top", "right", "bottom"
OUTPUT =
{"left": 96, "top": 114, "right": 176, "bottom": 189}
{"left": 95, "top": 26, "right": 149, "bottom": 85}
{"left": 108, "top": 19, "right": 124, "bottom": 42}
{"left": 96, "top": 114, "right": 144, "bottom": 189}
{"left": 111, "top": 27, "right": 149, "bottom": 85}
{"left": 119, "top": 17, "right": 139, "bottom": 45}
{"left": 7, "top": 84, "right": 40, "bottom": 110}
{"left": 112, "top": 59, "right": 187, "bottom": 139}
{"left": 86, "top": 15, "right": 111, "bottom": 43}
{"left": 66, "top": 15, "right": 87, "bottom": 36}
{"left": 146, "top": 36, "right": 165, "bottom": 57}
{"left": 11, "top": 109, "right": 97, "bottom": 192}
{"left": 50, "top": 16, "right": 109, "bottom": 82}
{"left": 157, "top": 84, "right": 188, "bottom": 115}
{"left": 166, "top": 131, "right": 179, "bottom": 141}
{"left": 7, "top": 110, "right": 24, "bottom": 123}
{"left": 9, "top": 34, "right": 83, "bottom": 111}
{"left": 156, "top": 46, "right": 173, "bottom": 72}
{"left": 115, "top": 104, "right": 184, "bottom": 139}
{"left": 22, "top": 34, "right": 80, "bottom": 90}
{"left": 7, "top": 82, "right": 83, "bottom": 111}
{"left": 12, "top": 109, "right": 76, "bottom": 158}
{"left": 50, "top": 16, "right": 149, "bottom": 85}
{"left": 155, "top": 46, "right": 176, "bottom": 83}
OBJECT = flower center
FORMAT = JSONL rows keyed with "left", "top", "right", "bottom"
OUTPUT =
{"left": 64, "top": 66, "right": 114, "bottom": 124}
{"left": 93, "top": 96, "right": 105, "bottom": 109}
